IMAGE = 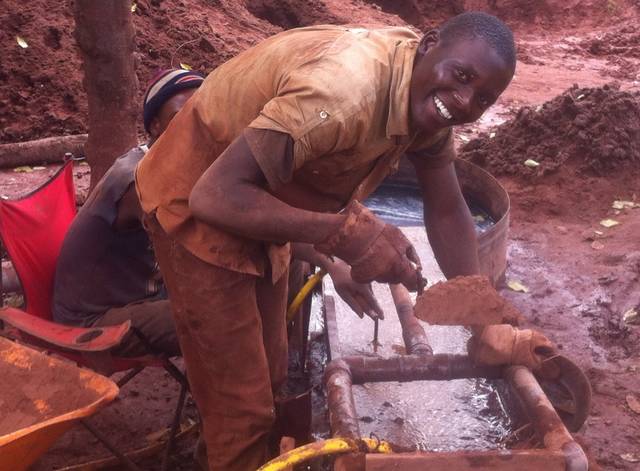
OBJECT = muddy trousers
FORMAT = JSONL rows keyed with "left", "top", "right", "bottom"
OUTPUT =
{"left": 146, "top": 216, "right": 289, "bottom": 471}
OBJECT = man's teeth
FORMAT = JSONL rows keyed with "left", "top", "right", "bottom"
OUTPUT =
{"left": 434, "top": 96, "right": 452, "bottom": 120}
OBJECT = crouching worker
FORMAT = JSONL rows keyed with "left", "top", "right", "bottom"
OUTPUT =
{"left": 136, "top": 12, "right": 516, "bottom": 470}
{"left": 51, "top": 69, "right": 205, "bottom": 357}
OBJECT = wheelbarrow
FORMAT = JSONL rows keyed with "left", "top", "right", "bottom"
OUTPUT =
{"left": 0, "top": 336, "right": 118, "bottom": 471}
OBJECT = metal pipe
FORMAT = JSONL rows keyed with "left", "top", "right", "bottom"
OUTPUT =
{"left": 325, "top": 355, "right": 502, "bottom": 440}
{"left": 505, "top": 366, "right": 588, "bottom": 471}
{"left": 389, "top": 284, "right": 432, "bottom": 356}
{"left": 325, "top": 359, "right": 361, "bottom": 439}
{"left": 343, "top": 354, "right": 503, "bottom": 384}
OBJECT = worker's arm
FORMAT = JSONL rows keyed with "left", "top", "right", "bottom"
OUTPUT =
{"left": 292, "top": 243, "right": 384, "bottom": 320}
{"left": 190, "top": 129, "right": 423, "bottom": 291}
{"left": 189, "top": 132, "right": 344, "bottom": 245}
{"left": 410, "top": 156, "right": 480, "bottom": 278}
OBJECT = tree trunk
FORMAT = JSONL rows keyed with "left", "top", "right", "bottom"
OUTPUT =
{"left": 0, "top": 135, "right": 87, "bottom": 168}
{"left": 74, "top": 0, "right": 138, "bottom": 189}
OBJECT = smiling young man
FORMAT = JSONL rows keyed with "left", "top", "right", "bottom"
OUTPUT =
{"left": 136, "top": 12, "right": 516, "bottom": 470}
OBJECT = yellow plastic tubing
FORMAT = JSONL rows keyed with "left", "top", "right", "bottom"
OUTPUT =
{"left": 286, "top": 269, "right": 327, "bottom": 323}
{"left": 257, "top": 437, "right": 392, "bottom": 471}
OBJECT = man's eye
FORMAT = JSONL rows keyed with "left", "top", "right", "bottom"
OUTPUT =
{"left": 456, "top": 69, "right": 469, "bottom": 83}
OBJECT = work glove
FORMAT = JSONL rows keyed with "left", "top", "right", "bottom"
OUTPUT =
{"left": 315, "top": 200, "right": 424, "bottom": 291}
{"left": 468, "top": 324, "right": 556, "bottom": 371}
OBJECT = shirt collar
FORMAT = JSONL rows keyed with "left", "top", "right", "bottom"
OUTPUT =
{"left": 386, "top": 39, "right": 418, "bottom": 143}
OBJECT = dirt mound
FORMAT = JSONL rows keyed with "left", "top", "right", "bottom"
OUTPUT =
{"left": 3, "top": 0, "right": 638, "bottom": 144}
{"left": 576, "top": 22, "right": 640, "bottom": 81}
{"left": 365, "top": 0, "right": 639, "bottom": 32}
{"left": 580, "top": 23, "right": 640, "bottom": 58}
{"left": 461, "top": 84, "right": 640, "bottom": 177}
{"left": 0, "top": 0, "right": 403, "bottom": 145}
{"left": 0, "top": 3, "right": 86, "bottom": 144}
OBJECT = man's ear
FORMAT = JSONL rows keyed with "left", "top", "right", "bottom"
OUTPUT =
{"left": 149, "top": 117, "right": 161, "bottom": 140}
{"left": 418, "top": 29, "right": 440, "bottom": 55}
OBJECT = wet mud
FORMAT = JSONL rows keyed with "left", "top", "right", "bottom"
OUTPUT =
{"left": 0, "top": 339, "right": 102, "bottom": 436}
{"left": 414, "top": 275, "right": 523, "bottom": 326}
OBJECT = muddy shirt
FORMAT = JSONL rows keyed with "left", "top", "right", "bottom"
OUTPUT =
{"left": 135, "top": 25, "right": 454, "bottom": 279}
{"left": 53, "top": 146, "right": 166, "bottom": 326}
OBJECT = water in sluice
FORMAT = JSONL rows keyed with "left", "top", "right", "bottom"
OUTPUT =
{"left": 304, "top": 185, "right": 520, "bottom": 452}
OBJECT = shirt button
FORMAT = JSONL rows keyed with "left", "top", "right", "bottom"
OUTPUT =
{"left": 319, "top": 110, "right": 328, "bottom": 119}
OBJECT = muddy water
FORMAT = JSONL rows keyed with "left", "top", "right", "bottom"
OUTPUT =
{"left": 311, "top": 192, "right": 515, "bottom": 451}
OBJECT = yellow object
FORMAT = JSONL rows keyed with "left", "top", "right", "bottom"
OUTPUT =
{"left": 0, "top": 337, "right": 118, "bottom": 471}
{"left": 257, "top": 437, "right": 392, "bottom": 471}
{"left": 286, "top": 269, "right": 326, "bottom": 323}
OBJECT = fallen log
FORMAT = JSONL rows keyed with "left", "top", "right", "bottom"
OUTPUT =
{"left": 0, "top": 134, "right": 87, "bottom": 168}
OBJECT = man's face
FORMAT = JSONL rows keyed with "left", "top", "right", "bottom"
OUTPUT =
{"left": 149, "top": 88, "right": 198, "bottom": 139}
{"left": 409, "top": 33, "right": 514, "bottom": 133}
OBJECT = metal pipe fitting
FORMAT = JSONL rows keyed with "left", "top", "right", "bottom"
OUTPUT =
{"left": 389, "top": 284, "right": 432, "bottom": 356}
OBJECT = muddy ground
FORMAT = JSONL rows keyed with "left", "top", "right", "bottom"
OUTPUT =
{"left": 1, "top": 0, "right": 639, "bottom": 469}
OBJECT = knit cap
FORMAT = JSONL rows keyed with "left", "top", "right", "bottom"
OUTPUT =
{"left": 143, "top": 68, "right": 205, "bottom": 132}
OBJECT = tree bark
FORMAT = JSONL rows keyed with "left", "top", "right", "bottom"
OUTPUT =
{"left": 0, "top": 135, "right": 87, "bottom": 168}
{"left": 74, "top": 0, "right": 138, "bottom": 189}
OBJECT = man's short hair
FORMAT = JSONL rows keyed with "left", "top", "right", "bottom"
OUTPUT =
{"left": 142, "top": 68, "right": 205, "bottom": 133}
{"left": 438, "top": 12, "right": 516, "bottom": 71}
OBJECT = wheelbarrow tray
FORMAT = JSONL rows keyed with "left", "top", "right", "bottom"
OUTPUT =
{"left": 0, "top": 337, "right": 118, "bottom": 471}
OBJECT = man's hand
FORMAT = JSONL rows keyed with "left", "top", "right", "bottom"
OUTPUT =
{"left": 468, "top": 325, "right": 556, "bottom": 371}
{"left": 327, "top": 258, "right": 384, "bottom": 320}
{"left": 315, "top": 201, "right": 424, "bottom": 291}
{"left": 291, "top": 242, "right": 384, "bottom": 320}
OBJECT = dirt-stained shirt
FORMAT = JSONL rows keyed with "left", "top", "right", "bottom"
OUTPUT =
{"left": 135, "top": 25, "right": 454, "bottom": 279}
{"left": 53, "top": 146, "right": 166, "bottom": 326}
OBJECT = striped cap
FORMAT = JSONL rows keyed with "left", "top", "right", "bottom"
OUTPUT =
{"left": 143, "top": 68, "right": 205, "bottom": 132}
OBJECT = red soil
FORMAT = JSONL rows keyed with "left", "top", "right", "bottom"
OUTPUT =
{"left": 1, "top": 0, "right": 639, "bottom": 469}
{"left": 461, "top": 84, "right": 640, "bottom": 176}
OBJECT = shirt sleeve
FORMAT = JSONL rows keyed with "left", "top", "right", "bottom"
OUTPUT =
{"left": 405, "top": 128, "right": 456, "bottom": 169}
{"left": 243, "top": 128, "right": 295, "bottom": 191}
{"left": 247, "top": 64, "right": 375, "bottom": 173}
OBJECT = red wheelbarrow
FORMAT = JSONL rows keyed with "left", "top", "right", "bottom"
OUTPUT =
{"left": 0, "top": 336, "right": 118, "bottom": 471}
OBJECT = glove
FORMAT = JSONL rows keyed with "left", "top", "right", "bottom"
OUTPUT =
{"left": 315, "top": 200, "right": 424, "bottom": 291}
{"left": 468, "top": 325, "right": 556, "bottom": 371}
